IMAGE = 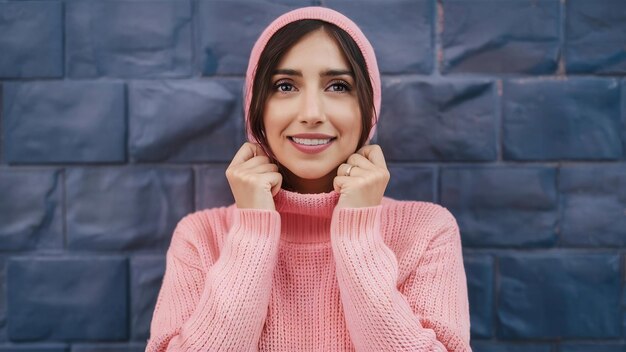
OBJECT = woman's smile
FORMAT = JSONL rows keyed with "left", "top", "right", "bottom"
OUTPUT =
{"left": 287, "top": 133, "right": 337, "bottom": 154}
{"left": 288, "top": 137, "right": 335, "bottom": 154}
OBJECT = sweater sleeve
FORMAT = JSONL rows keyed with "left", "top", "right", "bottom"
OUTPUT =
{"left": 146, "top": 208, "right": 281, "bottom": 352}
{"left": 330, "top": 204, "right": 471, "bottom": 352}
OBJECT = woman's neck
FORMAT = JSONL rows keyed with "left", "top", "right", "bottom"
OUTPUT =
{"left": 281, "top": 168, "right": 336, "bottom": 194}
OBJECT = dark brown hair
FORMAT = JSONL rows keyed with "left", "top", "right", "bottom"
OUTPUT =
{"left": 248, "top": 19, "right": 376, "bottom": 162}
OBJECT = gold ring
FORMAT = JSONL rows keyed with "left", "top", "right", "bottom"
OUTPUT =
{"left": 345, "top": 164, "right": 354, "bottom": 176}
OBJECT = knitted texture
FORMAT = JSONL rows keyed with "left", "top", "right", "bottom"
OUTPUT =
{"left": 146, "top": 189, "right": 472, "bottom": 351}
{"left": 243, "top": 6, "right": 382, "bottom": 143}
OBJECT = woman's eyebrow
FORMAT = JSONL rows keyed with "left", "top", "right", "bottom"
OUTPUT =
{"left": 322, "top": 69, "right": 354, "bottom": 77}
{"left": 272, "top": 68, "right": 354, "bottom": 77}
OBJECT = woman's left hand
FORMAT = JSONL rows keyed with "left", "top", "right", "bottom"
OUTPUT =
{"left": 333, "top": 144, "right": 390, "bottom": 209}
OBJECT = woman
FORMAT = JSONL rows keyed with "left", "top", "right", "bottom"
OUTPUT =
{"left": 146, "top": 6, "right": 471, "bottom": 352}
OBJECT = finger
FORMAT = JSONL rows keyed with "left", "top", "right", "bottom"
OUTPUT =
{"left": 337, "top": 163, "right": 349, "bottom": 177}
{"left": 333, "top": 175, "right": 350, "bottom": 193}
{"left": 228, "top": 143, "right": 261, "bottom": 168}
{"left": 346, "top": 153, "right": 376, "bottom": 171}
{"left": 254, "top": 143, "right": 269, "bottom": 158}
{"left": 357, "top": 144, "right": 387, "bottom": 168}
{"left": 258, "top": 172, "right": 282, "bottom": 197}
{"left": 270, "top": 173, "right": 283, "bottom": 197}
{"left": 239, "top": 155, "right": 272, "bottom": 170}
{"left": 337, "top": 163, "right": 366, "bottom": 177}
{"left": 248, "top": 163, "right": 279, "bottom": 174}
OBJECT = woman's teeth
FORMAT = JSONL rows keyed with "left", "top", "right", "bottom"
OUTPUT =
{"left": 291, "top": 137, "right": 333, "bottom": 146}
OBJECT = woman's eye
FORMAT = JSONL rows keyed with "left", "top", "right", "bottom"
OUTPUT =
{"left": 275, "top": 82, "right": 295, "bottom": 93}
{"left": 328, "top": 82, "right": 351, "bottom": 92}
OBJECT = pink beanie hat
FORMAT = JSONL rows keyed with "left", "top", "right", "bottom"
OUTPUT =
{"left": 243, "top": 6, "right": 381, "bottom": 143}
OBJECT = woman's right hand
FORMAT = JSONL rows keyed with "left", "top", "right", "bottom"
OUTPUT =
{"left": 225, "top": 143, "right": 283, "bottom": 211}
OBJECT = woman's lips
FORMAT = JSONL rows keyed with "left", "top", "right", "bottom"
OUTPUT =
{"left": 288, "top": 137, "right": 335, "bottom": 154}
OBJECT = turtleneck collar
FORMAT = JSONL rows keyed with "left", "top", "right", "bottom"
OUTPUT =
{"left": 274, "top": 188, "right": 340, "bottom": 219}
{"left": 273, "top": 188, "right": 340, "bottom": 244}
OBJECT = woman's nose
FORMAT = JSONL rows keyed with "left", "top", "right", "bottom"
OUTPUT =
{"left": 298, "top": 90, "right": 326, "bottom": 125}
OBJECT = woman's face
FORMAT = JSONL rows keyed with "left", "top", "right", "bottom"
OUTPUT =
{"left": 263, "top": 28, "right": 362, "bottom": 193}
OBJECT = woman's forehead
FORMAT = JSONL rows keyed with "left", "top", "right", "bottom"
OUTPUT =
{"left": 275, "top": 30, "right": 351, "bottom": 72}
{"left": 271, "top": 68, "right": 354, "bottom": 78}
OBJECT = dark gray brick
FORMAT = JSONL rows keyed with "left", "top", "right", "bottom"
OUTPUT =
{"left": 66, "top": 0, "right": 192, "bottom": 78}
{"left": 565, "top": 0, "right": 626, "bottom": 74}
{"left": 197, "top": 0, "right": 301, "bottom": 75}
{"left": 7, "top": 257, "right": 128, "bottom": 341}
{"left": 464, "top": 255, "right": 493, "bottom": 339}
{"left": 470, "top": 342, "right": 552, "bottom": 352}
{"left": 442, "top": 0, "right": 559, "bottom": 74}
{"left": 440, "top": 166, "right": 558, "bottom": 248}
{"left": 379, "top": 78, "right": 496, "bottom": 161}
{"left": 0, "top": 2, "right": 63, "bottom": 78}
{"left": 385, "top": 165, "right": 434, "bottom": 202}
{"left": 71, "top": 343, "right": 145, "bottom": 352}
{"left": 129, "top": 79, "right": 243, "bottom": 163}
{"left": 0, "top": 344, "right": 67, "bottom": 352}
{"left": 559, "top": 165, "right": 626, "bottom": 247}
{"left": 622, "top": 257, "right": 626, "bottom": 306}
{"left": 66, "top": 167, "right": 193, "bottom": 251}
{"left": 497, "top": 253, "right": 621, "bottom": 339}
{"left": 196, "top": 164, "right": 235, "bottom": 210}
{"left": 622, "top": 79, "right": 625, "bottom": 156}
{"left": 0, "top": 169, "right": 62, "bottom": 251}
{"left": 326, "top": 0, "right": 432, "bottom": 74}
{"left": 0, "top": 257, "right": 5, "bottom": 342}
{"left": 3, "top": 82, "right": 126, "bottom": 164}
{"left": 266, "top": 0, "right": 318, "bottom": 4}
{"left": 130, "top": 256, "right": 165, "bottom": 341}
{"left": 622, "top": 79, "right": 626, "bottom": 158}
{"left": 560, "top": 342, "right": 626, "bottom": 352}
{"left": 503, "top": 78, "right": 622, "bottom": 160}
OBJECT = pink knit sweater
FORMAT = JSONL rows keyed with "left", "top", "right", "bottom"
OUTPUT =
{"left": 146, "top": 189, "right": 471, "bottom": 351}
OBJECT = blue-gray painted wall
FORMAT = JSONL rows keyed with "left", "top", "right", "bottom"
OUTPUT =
{"left": 1, "top": 0, "right": 625, "bottom": 351}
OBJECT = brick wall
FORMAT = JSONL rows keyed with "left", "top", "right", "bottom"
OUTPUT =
{"left": 0, "top": 0, "right": 624, "bottom": 351}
